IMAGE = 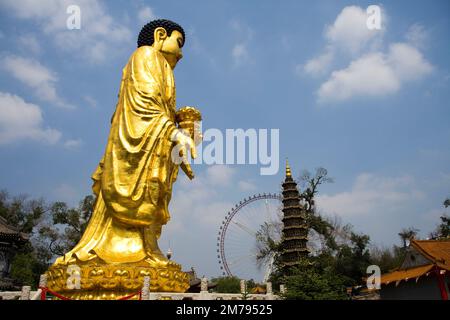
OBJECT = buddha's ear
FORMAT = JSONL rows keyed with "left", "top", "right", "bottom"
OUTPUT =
{"left": 154, "top": 27, "right": 168, "bottom": 44}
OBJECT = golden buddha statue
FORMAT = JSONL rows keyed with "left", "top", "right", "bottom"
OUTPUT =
{"left": 46, "top": 19, "right": 202, "bottom": 299}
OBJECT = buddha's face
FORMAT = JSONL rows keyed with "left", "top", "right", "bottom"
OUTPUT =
{"left": 160, "top": 30, "right": 184, "bottom": 69}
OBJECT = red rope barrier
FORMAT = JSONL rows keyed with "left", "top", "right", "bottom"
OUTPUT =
{"left": 38, "top": 287, "right": 142, "bottom": 300}
{"left": 39, "top": 287, "right": 71, "bottom": 300}
{"left": 40, "top": 287, "right": 46, "bottom": 301}
{"left": 117, "top": 291, "right": 142, "bottom": 300}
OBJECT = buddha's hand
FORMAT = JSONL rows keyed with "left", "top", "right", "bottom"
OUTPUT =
{"left": 171, "top": 129, "right": 197, "bottom": 159}
{"left": 170, "top": 129, "right": 197, "bottom": 179}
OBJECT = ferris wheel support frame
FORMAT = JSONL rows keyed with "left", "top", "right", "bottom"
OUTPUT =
{"left": 217, "top": 192, "right": 282, "bottom": 278}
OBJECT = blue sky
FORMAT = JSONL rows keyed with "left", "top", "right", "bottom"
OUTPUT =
{"left": 0, "top": 0, "right": 449, "bottom": 280}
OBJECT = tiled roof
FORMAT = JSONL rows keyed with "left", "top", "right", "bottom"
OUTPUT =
{"left": 411, "top": 239, "right": 450, "bottom": 270}
{"left": 0, "top": 216, "right": 20, "bottom": 234}
{"left": 380, "top": 239, "right": 450, "bottom": 285}
{"left": 380, "top": 264, "right": 434, "bottom": 285}
{"left": 0, "top": 216, "right": 28, "bottom": 240}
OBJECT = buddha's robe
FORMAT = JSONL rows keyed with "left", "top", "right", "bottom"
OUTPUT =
{"left": 56, "top": 46, "right": 179, "bottom": 264}
{"left": 97, "top": 45, "right": 179, "bottom": 226}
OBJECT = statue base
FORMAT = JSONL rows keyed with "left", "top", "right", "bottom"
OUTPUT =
{"left": 46, "top": 259, "right": 190, "bottom": 300}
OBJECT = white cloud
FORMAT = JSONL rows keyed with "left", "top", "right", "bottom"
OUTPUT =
{"left": 405, "top": 23, "right": 427, "bottom": 49}
{"left": 317, "top": 52, "right": 399, "bottom": 102}
{"left": 1, "top": 55, "right": 73, "bottom": 109}
{"left": 232, "top": 43, "right": 249, "bottom": 62}
{"left": 325, "top": 6, "right": 383, "bottom": 54}
{"left": 1, "top": 0, "right": 132, "bottom": 63}
{"left": 317, "top": 173, "right": 425, "bottom": 217}
{"left": 169, "top": 165, "right": 236, "bottom": 229}
{"left": 83, "top": 95, "right": 97, "bottom": 108}
{"left": 206, "top": 165, "right": 235, "bottom": 186}
{"left": 17, "top": 34, "right": 42, "bottom": 55}
{"left": 64, "top": 139, "right": 83, "bottom": 149}
{"left": 301, "top": 48, "right": 334, "bottom": 77}
{"left": 0, "top": 91, "right": 61, "bottom": 144}
{"left": 317, "top": 43, "right": 432, "bottom": 103}
{"left": 300, "top": 5, "right": 385, "bottom": 77}
{"left": 138, "top": 6, "right": 156, "bottom": 25}
{"left": 0, "top": 0, "right": 57, "bottom": 19}
{"left": 301, "top": 6, "right": 432, "bottom": 103}
{"left": 168, "top": 165, "right": 261, "bottom": 230}
{"left": 230, "top": 20, "right": 253, "bottom": 66}
{"left": 230, "top": 19, "right": 253, "bottom": 36}
{"left": 238, "top": 180, "right": 257, "bottom": 192}
{"left": 387, "top": 43, "right": 433, "bottom": 81}
{"left": 316, "top": 173, "right": 440, "bottom": 244}
{"left": 188, "top": 28, "right": 218, "bottom": 69}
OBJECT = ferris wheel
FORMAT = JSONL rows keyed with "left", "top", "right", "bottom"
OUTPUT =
{"left": 217, "top": 193, "right": 283, "bottom": 282}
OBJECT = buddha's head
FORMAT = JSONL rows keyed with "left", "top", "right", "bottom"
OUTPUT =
{"left": 137, "top": 19, "right": 185, "bottom": 69}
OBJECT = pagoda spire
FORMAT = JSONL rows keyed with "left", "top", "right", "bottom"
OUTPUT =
{"left": 279, "top": 161, "right": 309, "bottom": 270}
{"left": 285, "top": 158, "right": 292, "bottom": 178}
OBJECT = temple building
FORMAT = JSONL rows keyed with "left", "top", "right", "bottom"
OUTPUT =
{"left": 279, "top": 161, "right": 309, "bottom": 269}
{"left": 380, "top": 239, "right": 450, "bottom": 300}
{"left": 0, "top": 216, "right": 28, "bottom": 290}
{"left": 185, "top": 267, "right": 217, "bottom": 293}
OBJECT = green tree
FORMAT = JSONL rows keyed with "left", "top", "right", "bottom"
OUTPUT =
{"left": 369, "top": 245, "right": 405, "bottom": 273}
{"left": 246, "top": 278, "right": 256, "bottom": 291}
{"left": 398, "top": 227, "right": 419, "bottom": 248}
{"left": 211, "top": 276, "right": 241, "bottom": 293}
{"left": 334, "top": 232, "right": 371, "bottom": 286}
{"left": 0, "top": 191, "right": 48, "bottom": 287}
{"left": 255, "top": 221, "right": 282, "bottom": 270}
{"left": 429, "top": 215, "right": 450, "bottom": 240}
{"left": 299, "top": 167, "right": 334, "bottom": 216}
{"left": 0, "top": 190, "right": 94, "bottom": 288}
{"left": 282, "top": 260, "right": 348, "bottom": 300}
{"left": 0, "top": 190, "right": 46, "bottom": 234}
{"left": 436, "top": 215, "right": 450, "bottom": 238}
{"left": 9, "top": 247, "right": 48, "bottom": 288}
{"left": 429, "top": 198, "right": 450, "bottom": 239}
{"left": 37, "top": 195, "right": 94, "bottom": 256}
{"left": 444, "top": 198, "right": 450, "bottom": 208}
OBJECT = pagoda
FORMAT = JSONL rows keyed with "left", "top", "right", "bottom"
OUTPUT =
{"left": 280, "top": 160, "right": 309, "bottom": 269}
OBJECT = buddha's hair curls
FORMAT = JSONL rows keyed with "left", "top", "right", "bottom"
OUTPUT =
{"left": 137, "top": 19, "right": 185, "bottom": 48}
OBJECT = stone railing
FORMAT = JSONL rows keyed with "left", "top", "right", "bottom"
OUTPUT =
{"left": 0, "top": 286, "right": 41, "bottom": 300}
{"left": 142, "top": 278, "right": 281, "bottom": 300}
{"left": 1, "top": 276, "right": 284, "bottom": 300}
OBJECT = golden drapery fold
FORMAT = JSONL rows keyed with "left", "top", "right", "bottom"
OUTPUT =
{"left": 57, "top": 46, "right": 179, "bottom": 264}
